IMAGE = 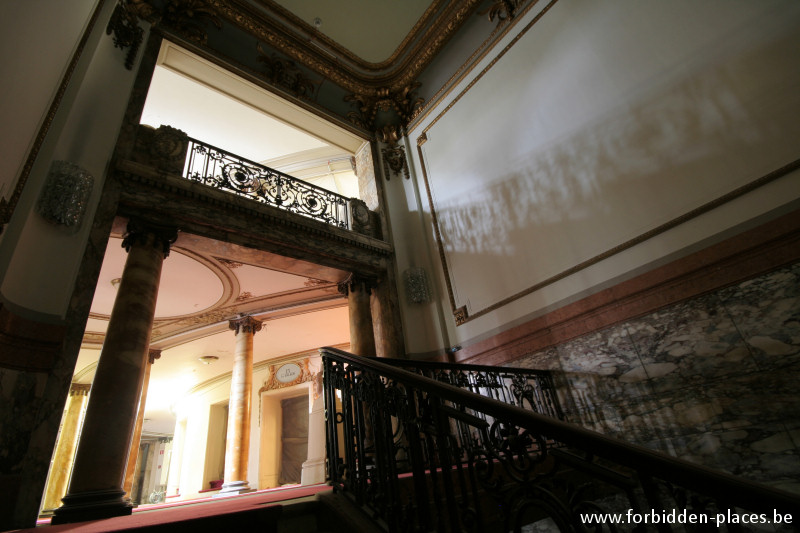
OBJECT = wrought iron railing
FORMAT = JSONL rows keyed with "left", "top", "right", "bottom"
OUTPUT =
{"left": 321, "top": 347, "right": 799, "bottom": 532}
{"left": 183, "top": 137, "right": 349, "bottom": 228}
{"left": 378, "top": 358, "right": 564, "bottom": 421}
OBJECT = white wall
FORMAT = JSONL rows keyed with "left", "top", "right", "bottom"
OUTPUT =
{"left": 0, "top": 0, "right": 99, "bottom": 200}
{"left": 395, "top": 0, "right": 800, "bottom": 354}
{"left": 0, "top": 0, "right": 149, "bottom": 320}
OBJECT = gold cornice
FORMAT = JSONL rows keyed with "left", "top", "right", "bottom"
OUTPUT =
{"left": 249, "top": 0, "right": 447, "bottom": 71}
{"left": 210, "top": 0, "right": 484, "bottom": 94}
{"left": 388, "top": 0, "right": 484, "bottom": 91}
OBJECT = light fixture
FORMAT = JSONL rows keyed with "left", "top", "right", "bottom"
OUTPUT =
{"left": 111, "top": 277, "right": 121, "bottom": 289}
{"left": 198, "top": 355, "right": 219, "bottom": 364}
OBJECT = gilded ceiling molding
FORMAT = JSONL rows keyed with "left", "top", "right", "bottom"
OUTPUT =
{"left": 106, "top": 0, "right": 145, "bottom": 69}
{"left": 388, "top": 0, "right": 485, "bottom": 92}
{"left": 249, "top": 0, "right": 447, "bottom": 71}
{"left": 256, "top": 43, "right": 319, "bottom": 100}
{"left": 202, "top": 0, "right": 366, "bottom": 94}
{"left": 207, "top": 0, "right": 484, "bottom": 94}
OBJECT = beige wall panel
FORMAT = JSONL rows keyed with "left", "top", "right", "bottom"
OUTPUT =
{"left": 408, "top": 0, "right": 800, "bottom": 346}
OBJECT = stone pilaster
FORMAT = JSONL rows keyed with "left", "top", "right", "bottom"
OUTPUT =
{"left": 123, "top": 349, "right": 161, "bottom": 499}
{"left": 217, "top": 316, "right": 262, "bottom": 495}
{"left": 40, "top": 383, "right": 91, "bottom": 514}
{"left": 52, "top": 221, "right": 176, "bottom": 524}
{"left": 338, "top": 275, "right": 376, "bottom": 356}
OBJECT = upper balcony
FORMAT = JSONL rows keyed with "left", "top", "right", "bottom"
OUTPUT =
{"left": 123, "top": 124, "right": 378, "bottom": 236}
{"left": 113, "top": 124, "right": 390, "bottom": 276}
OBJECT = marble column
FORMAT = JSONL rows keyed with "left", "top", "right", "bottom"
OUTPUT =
{"left": 338, "top": 275, "right": 376, "bottom": 356}
{"left": 52, "top": 221, "right": 176, "bottom": 524}
{"left": 40, "top": 383, "right": 91, "bottom": 514}
{"left": 217, "top": 315, "right": 262, "bottom": 496}
{"left": 371, "top": 275, "right": 405, "bottom": 358}
{"left": 123, "top": 349, "right": 161, "bottom": 499}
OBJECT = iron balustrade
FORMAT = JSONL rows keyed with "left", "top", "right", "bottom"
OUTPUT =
{"left": 377, "top": 358, "right": 564, "bottom": 422}
{"left": 321, "top": 347, "right": 800, "bottom": 532}
{"left": 183, "top": 137, "right": 349, "bottom": 228}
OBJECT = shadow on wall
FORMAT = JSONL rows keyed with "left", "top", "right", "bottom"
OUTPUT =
{"left": 430, "top": 27, "right": 798, "bottom": 283}
{"left": 508, "top": 261, "right": 800, "bottom": 494}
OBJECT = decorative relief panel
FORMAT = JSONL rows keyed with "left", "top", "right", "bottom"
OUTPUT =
{"left": 36, "top": 161, "right": 94, "bottom": 231}
{"left": 261, "top": 357, "right": 314, "bottom": 391}
{"left": 106, "top": 0, "right": 144, "bottom": 69}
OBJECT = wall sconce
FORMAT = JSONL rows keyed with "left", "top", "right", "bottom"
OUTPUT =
{"left": 37, "top": 160, "right": 93, "bottom": 232}
{"left": 403, "top": 267, "right": 431, "bottom": 304}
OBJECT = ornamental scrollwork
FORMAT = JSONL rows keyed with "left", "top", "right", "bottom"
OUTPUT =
{"left": 106, "top": 1, "right": 144, "bottom": 70}
{"left": 345, "top": 83, "right": 424, "bottom": 131}
{"left": 378, "top": 125, "right": 410, "bottom": 181}
{"left": 256, "top": 43, "right": 319, "bottom": 100}
{"left": 129, "top": 0, "right": 222, "bottom": 44}
{"left": 454, "top": 305, "right": 469, "bottom": 325}
{"left": 481, "top": 0, "right": 524, "bottom": 25}
{"left": 133, "top": 124, "right": 189, "bottom": 174}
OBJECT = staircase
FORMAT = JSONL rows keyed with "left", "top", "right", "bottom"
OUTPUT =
{"left": 26, "top": 350, "right": 799, "bottom": 532}
{"left": 321, "top": 347, "right": 800, "bottom": 532}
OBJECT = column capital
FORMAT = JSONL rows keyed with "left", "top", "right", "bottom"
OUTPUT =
{"left": 69, "top": 383, "right": 91, "bottom": 396}
{"left": 229, "top": 315, "right": 263, "bottom": 336}
{"left": 337, "top": 273, "right": 377, "bottom": 296}
{"left": 122, "top": 219, "right": 178, "bottom": 258}
{"left": 148, "top": 349, "right": 162, "bottom": 364}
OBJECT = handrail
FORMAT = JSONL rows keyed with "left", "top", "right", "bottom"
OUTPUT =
{"left": 183, "top": 137, "right": 350, "bottom": 228}
{"left": 321, "top": 346, "right": 799, "bottom": 532}
{"left": 377, "top": 356, "right": 565, "bottom": 420}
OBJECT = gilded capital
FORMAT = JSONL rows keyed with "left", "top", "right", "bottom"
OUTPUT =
{"left": 69, "top": 383, "right": 91, "bottom": 396}
{"left": 122, "top": 219, "right": 178, "bottom": 258}
{"left": 148, "top": 349, "right": 162, "bottom": 365}
{"left": 229, "top": 315, "right": 263, "bottom": 335}
{"left": 337, "top": 274, "right": 376, "bottom": 296}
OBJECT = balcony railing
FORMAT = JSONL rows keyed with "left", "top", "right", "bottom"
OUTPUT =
{"left": 183, "top": 137, "right": 349, "bottom": 228}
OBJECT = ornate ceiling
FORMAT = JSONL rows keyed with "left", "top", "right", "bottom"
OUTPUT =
{"left": 76, "top": 221, "right": 352, "bottom": 433}
{"left": 127, "top": 0, "right": 523, "bottom": 132}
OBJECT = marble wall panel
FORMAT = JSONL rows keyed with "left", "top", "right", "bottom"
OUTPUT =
{"left": 508, "top": 261, "right": 800, "bottom": 492}
{"left": 624, "top": 294, "right": 759, "bottom": 392}
{"left": 717, "top": 262, "right": 800, "bottom": 371}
